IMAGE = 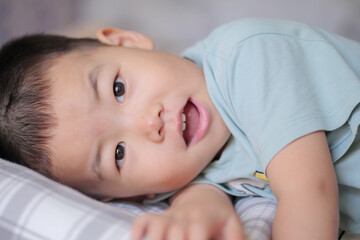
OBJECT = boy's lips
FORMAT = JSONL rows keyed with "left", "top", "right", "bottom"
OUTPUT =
{"left": 179, "top": 98, "right": 210, "bottom": 146}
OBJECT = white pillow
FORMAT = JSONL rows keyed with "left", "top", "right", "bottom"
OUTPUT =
{"left": 0, "top": 158, "right": 135, "bottom": 240}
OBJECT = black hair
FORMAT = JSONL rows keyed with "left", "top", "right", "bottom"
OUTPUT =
{"left": 0, "top": 33, "right": 101, "bottom": 179}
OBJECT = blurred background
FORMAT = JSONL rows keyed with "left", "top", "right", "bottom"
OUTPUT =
{"left": 1, "top": 0, "right": 360, "bottom": 54}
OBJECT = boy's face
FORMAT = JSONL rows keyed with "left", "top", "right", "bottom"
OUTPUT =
{"left": 49, "top": 29, "right": 230, "bottom": 199}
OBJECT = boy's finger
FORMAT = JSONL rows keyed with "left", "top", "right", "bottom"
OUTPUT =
{"left": 146, "top": 216, "right": 168, "bottom": 240}
{"left": 131, "top": 213, "right": 160, "bottom": 240}
{"left": 222, "top": 216, "right": 245, "bottom": 240}
{"left": 131, "top": 217, "right": 147, "bottom": 240}
{"left": 131, "top": 217, "right": 146, "bottom": 240}
{"left": 187, "top": 222, "right": 211, "bottom": 240}
{"left": 166, "top": 223, "right": 186, "bottom": 240}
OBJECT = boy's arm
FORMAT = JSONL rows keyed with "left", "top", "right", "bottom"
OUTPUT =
{"left": 266, "top": 131, "right": 339, "bottom": 240}
{"left": 131, "top": 183, "right": 245, "bottom": 240}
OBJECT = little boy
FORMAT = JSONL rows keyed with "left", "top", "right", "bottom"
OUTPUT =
{"left": 1, "top": 18, "right": 360, "bottom": 239}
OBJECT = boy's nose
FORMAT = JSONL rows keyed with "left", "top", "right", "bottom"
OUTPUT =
{"left": 138, "top": 103, "right": 164, "bottom": 143}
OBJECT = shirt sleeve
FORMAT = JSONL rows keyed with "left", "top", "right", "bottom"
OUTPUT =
{"left": 221, "top": 33, "right": 360, "bottom": 170}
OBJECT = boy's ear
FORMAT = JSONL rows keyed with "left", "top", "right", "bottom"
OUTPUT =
{"left": 96, "top": 28, "right": 154, "bottom": 50}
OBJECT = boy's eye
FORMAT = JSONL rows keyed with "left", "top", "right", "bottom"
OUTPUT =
{"left": 115, "top": 142, "right": 125, "bottom": 169}
{"left": 113, "top": 76, "right": 126, "bottom": 103}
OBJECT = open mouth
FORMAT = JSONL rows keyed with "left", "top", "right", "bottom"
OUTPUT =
{"left": 181, "top": 100, "right": 200, "bottom": 146}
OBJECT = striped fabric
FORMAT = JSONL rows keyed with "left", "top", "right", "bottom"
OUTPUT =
{"left": 0, "top": 159, "right": 135, "bottom": 240}
{"left": 1, "top": 158, "right": 279, "bottom": 240}
{"left": 235, "top": 197, "right": 277, "bottom": 240}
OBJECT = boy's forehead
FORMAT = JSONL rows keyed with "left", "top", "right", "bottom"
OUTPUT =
{"left": 50, "top": 50, "right": 97, "bottom": 81}
{"left": 57, "top": 49, "right": 96, "bottom": 65}
{"left": 48, "top": 52, "right": 100, "bottom": 185}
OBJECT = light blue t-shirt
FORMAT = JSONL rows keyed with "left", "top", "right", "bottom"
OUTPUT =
{"left": 151, "top": 19, "right": 360, "bottom": 233}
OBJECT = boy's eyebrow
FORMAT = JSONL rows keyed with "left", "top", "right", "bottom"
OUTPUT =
{"left": 88, "top": 64, "right": 104, "bottom": 100}
{"left": 88, "top": 64, "right": 105, "bottom": 181}
{"left": 92, "top": 145, "right": 104, "bottom": 181}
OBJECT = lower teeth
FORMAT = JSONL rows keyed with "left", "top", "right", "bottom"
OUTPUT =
{"left": 181, "top": 113, "right": 186, "bottom": 131}
{"left": 182, "top": 122, "right": 186, "bottom": 131}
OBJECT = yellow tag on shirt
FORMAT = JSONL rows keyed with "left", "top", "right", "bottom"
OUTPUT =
{"left": 253, "top": 171, "right": 269, "bottom": 182}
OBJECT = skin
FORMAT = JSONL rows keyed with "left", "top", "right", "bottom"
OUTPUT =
{"left": 48, "top": 29, "right": 339, "bottom": 239}
{"left": 267, "top": 131, "right": 339, "bottom": 240}
{"left": 48, "top": 29, "right": 230, "bottom": 199}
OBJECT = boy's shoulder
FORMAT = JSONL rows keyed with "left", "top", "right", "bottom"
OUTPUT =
{"left": 186, "top": 18, "right": 332, "bottom": 64}
{"left": 207, "top": 18, "right": 318, "bottom": 45}
{"left": 183, "top": 18, "right": 313, "bottom": 70}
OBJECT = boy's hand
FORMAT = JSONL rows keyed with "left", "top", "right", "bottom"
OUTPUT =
{"left": 131, "top": 184, "right": 245, "bottom": 240}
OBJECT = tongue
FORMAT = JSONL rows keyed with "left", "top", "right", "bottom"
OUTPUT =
{"left": 183, "top": 101, "right": 199, "bottom": 145}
